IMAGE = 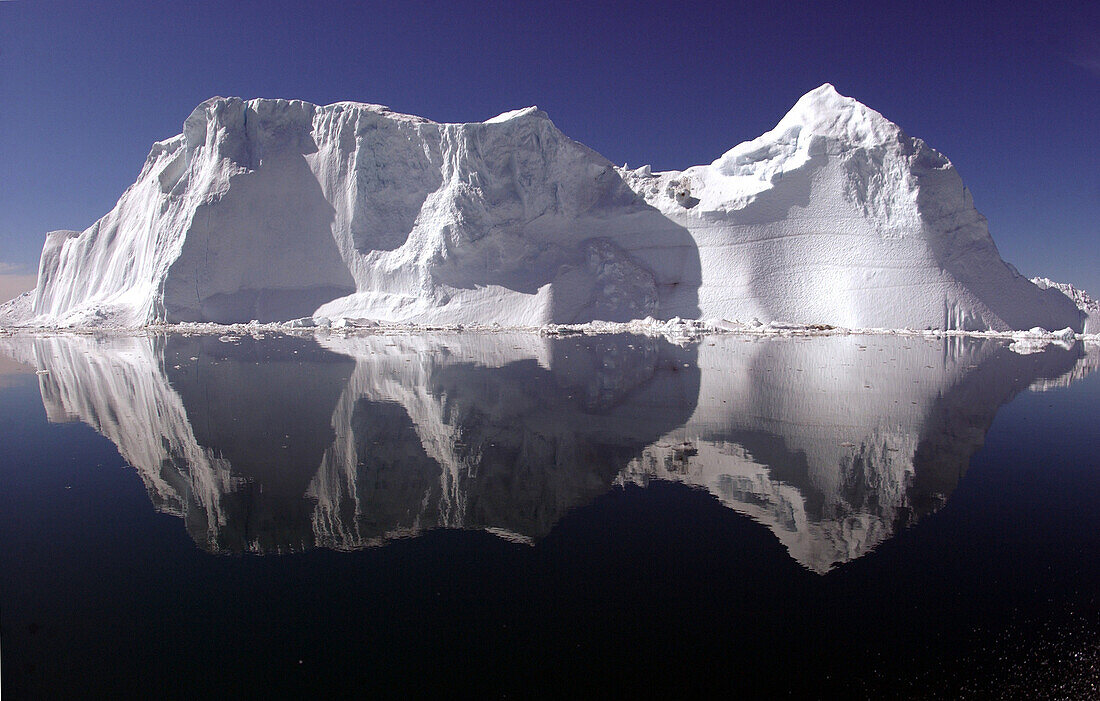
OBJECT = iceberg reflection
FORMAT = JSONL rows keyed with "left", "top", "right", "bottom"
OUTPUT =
{"left": 1, "top": 331, "right": 1088, "bottom": 571}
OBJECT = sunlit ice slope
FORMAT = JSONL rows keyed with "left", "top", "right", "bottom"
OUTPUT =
{"left": 620, "top": 84, "right": 1083, "bottom": 332}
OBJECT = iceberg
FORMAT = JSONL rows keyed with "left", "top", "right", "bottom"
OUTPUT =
{"left": 1031, "top": 276, "right": 1099, "bottom": 334}
{"left": 1, "top": 85, "right": 1086, "bottom": 332}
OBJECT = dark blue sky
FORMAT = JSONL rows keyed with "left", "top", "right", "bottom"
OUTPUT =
{"left": 2, "top": 0, "right": 1097, "bottom": 292}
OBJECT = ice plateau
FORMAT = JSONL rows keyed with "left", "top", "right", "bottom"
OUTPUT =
{"left": 1, "top": 84, "right": 1088, "bottom": 332}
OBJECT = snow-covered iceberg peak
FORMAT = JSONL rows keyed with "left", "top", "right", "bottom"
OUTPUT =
{"left": 707, "top": 84, "right": 898, "bottom": 190}
{"left": 620, "top": 84, "right": 1084, "bottom": 332}
{"left": 774, "top": 82, "right": 898, "bottom": 147}
{"left": 484, "top": 105, "right": 546, "bottom": 124}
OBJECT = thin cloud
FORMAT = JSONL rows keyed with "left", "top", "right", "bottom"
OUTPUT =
{"left": 0, "top": 273, "right": 37, "bottom": 303}
{"left": 0, "top": 261, "right": 37, "bottom": 302}
{"left": 0, "top": 261, "right": 34, "bottom": 275}
{"left": 1065, "top": 29, "right": 1100, "bottom": 75}
{"left": 1050, "top": 10, "right": 1100, "bottom": 77}
{"left": 1068, "top": 53, "right": 1100, "bottom": 75}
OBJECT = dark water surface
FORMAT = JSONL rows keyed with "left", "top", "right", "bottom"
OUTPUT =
{"left": 1, "top": 332, "right": 1097, "bottom": 698}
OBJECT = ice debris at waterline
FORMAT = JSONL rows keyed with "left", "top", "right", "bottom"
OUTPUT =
{"left": 0, "top": 84, "right": 1091, "bottom": 334}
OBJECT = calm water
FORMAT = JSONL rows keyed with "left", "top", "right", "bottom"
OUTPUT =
{"left": 1, "top": 332, "right": 1097, "bottom": 698}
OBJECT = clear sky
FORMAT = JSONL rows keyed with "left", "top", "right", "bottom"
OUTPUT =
{"left": 1, "top": 0, "right": 1097, "bottom": 295}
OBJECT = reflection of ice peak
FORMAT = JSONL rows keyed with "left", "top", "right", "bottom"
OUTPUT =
{"left": 308, "top": 333, "right": 696, "bottom": 546}
{"left": 616, "top": 335, "right": 1084, "bottom": 572}
{"left": 0, "top": 331, "right": 1084, "bottom": 571}
{"left": 1029, "top": 343, "right": 1100, "bottom": 391}
{"left": 23, "top": 335, "right": 237, "bottom": 549}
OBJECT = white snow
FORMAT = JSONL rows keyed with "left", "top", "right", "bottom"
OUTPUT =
{"left": 1, "top": 85, "right": 1087, "bottom": 333}
{"left": 0, "top": 289, "right": 35, "bottom": 326}
{"left": 484, "top": 106, "right": 544, "bottom": 123}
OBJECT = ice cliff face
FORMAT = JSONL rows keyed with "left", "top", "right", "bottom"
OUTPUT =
{"left": 5, "top": 85, "right": 1086, "bottom": 331}
{"left": 20, "top": 99, "right": 699, "bottom": 327}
